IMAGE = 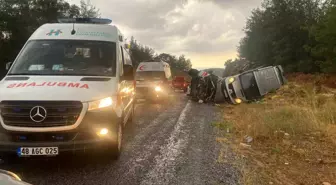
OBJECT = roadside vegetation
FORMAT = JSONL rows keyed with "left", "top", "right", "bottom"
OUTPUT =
{"left": 220, "top": 0, "right": 336, "bottom": 182}
{"left": 224, "top": 0, "right": 336, "bottom": 76}
{"left": 215, "top": 74, "right": 336, "bottom": 185}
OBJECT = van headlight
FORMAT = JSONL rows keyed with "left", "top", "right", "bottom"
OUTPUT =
{"left": 228, "top": 77, "right": 235, "bottom": 83}
{"left": 155, "top": 86, "right": 162, "bottom": 92}
{"left": 88, "top": 97, "right": 113, "bottom": 111}
{"left": 235, "top": 98, "right": 242, "bottom": 104}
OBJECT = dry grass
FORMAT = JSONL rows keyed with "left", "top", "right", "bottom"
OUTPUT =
{"left": 217, "top": 80, "right": 336, "bottom": 185}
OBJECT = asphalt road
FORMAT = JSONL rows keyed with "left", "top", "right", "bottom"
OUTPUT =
{"left": 0, "top": 93, "right": 240, "bottom": 185}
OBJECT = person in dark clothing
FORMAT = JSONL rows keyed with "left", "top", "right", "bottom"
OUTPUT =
{"left": 187, "top": 69, "right": 200, "bottom": 100}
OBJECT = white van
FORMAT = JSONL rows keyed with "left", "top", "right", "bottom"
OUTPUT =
{"left": 223, "top": 65, "right": 286, "bottom": 104}
{"left": 0, "top": 18, "right": 135, "bottom": 159}
{"left": 135, "top": 60, "right": 172, "bottom": 100}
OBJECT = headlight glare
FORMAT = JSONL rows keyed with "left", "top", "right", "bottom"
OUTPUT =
{"left": 228, "top": 77, "right": 235, "bottom": 83}
{"left": 88, "top": 97, "right": 113, "bottom": 111}
{"left": 235, "top": 98, "right": 242, "bottom": 104}
{"left": 155, "top": 86, "right": 162, "bottom": 91}
{"left": 97, "top": 128, "right": 109, "bottom": 136}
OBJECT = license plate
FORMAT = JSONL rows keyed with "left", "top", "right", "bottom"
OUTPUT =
{"left": 18, "top": 147, "right": 59, "bottom": 157}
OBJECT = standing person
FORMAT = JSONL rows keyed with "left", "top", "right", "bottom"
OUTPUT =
{"left": 187, "top": 68, "right": 200, "bottom": 101}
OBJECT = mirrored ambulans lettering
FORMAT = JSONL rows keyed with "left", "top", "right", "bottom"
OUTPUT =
{"left": 36, "top": 82, "right": 46, "bottom": 86}
{"left": 17, "top": 83, "right": 27, "bottom": 87}
{"left": 7, "top": 82, "right": 89, "bottom": 89}
{"left": 80, "top": 84, "right": 89, "bottom": 89}
{"left": 58, "top": 82, "right": 67, "bottom": 87}
{"left": 68, "top": 83, "right": 80, "bottom": 88}
{"left": 7, "top": 84, "right": 17, "bottom": 88}
{"left": 27, "top": 82, "right": 36, "bottom": 87}
{"left": 47, "top": 82, "right": 57, "bottom": 86}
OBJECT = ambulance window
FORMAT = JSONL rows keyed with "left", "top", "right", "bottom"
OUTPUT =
{"left": 166, "top": 67, "right": 172, "bottom": 80}
{"left": 122, "top": 47, "right": 132, "bottom": 65}
{"left": 119, "top": 46, "right": 124, "bottom": 76}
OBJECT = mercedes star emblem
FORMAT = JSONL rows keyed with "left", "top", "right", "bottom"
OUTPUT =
{"left": 30, "top": 106, "right": 47, "bottom": 123}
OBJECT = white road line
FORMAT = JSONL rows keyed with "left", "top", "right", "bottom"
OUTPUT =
{"left": 141, "top": 101, "right": 192, "bottom": 185}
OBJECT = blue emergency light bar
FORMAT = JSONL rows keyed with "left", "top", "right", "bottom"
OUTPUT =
{"left": 57, "top": 18, "right": 112, "bottom": 24}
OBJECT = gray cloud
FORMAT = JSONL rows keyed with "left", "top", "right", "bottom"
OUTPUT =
{"left": 68, "top": 0, "right": 262, "bottom": 62}
{"left": 202, "top": 0, "right": 263, "bottom": 15}
{"left": 93, "top": 0, "right": 186, "bottom": 30}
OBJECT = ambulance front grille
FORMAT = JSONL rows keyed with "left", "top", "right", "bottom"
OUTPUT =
{"left": 0, "top": 101, "right": 83, "bottom": 127}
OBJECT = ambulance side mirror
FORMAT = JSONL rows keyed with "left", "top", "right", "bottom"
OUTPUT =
{"left": 122, "top": 64, "right": 134, "bottom": 81}
{"left": 6, "top": 62, "right": 13, "bottom": 71}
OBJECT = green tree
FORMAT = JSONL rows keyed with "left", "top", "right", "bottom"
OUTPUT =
{"left": 0, "top": 0, "right": 100, "bottom": 78}
{"left": 176, "top": 55, "right": 192, "bottom": 71}
{"left": 129, "top": 37, "right": 155, "bottom": 66}
{"left": 223, "top": 58, "right": 252, "bottom": 77}
{"left": 155, "top": 53, "right": 176, "bottom": 66}
{"left": 67, "top": 4, "right": 81, "bottom": 18}
{"left": 239, "top": 0, "right": 324, "bottom": 73}
{"left": 155, "top": 53, "right": 192, "bottom": 75}
{"left": 309, "top": 3, "right": 336, "bottom": 73}
{"left": 78, "top": 0, "right": 100, "bottom": 18}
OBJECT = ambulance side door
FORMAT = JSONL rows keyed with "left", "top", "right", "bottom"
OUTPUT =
{"left": 120, "top": 46, "right": 134, "bottom": 124}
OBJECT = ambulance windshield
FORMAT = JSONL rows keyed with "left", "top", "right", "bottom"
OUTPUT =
{"left": 8, "top": 40, "right": 116, "bottom": 76}
{"left": 135, "top": 71, "right": 166, "bottom": 81}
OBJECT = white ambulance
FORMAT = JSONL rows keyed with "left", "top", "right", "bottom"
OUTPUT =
{"left": 135, "top": 60, "right": 172, "bottom": 101}
{"left": 0, "top": 18, "right": 135, "bottom": 159}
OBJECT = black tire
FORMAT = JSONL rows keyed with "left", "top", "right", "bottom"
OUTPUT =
{"left": 106, "top": 118, "right": 123, "bottom": 160}
{"left": 0, "top": 154, "right": 14, "bottom": 165}
{"left": 128, "top": 103, "right": 135, "bottom": 123}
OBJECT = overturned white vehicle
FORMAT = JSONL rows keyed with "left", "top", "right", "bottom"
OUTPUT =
{"left": 187, "top": 65, "right": 286, "bottom": 104}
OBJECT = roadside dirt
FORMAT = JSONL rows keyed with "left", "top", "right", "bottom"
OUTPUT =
{"left": 216, "top": 76, "right": 336, "bottom": 185}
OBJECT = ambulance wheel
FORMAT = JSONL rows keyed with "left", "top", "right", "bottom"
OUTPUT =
{"left": 128, "top": 103, "right": 135, "bottom": 123}
{"left": 106, "top": 118, "right": 123, "bottom": 160}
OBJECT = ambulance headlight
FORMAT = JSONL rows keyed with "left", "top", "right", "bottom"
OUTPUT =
{"left": 97, "top": 128, "right": 109, "bottom": 136}
{"left": 88, "top": 97, "right": 113, "bottom": 111}
{"left": 155, "top": 86, "right": 162, "bottom": 92}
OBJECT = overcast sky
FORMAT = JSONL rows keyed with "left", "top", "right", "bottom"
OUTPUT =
{"left": 68, "top": 0, "right": 262, "bottom": 69}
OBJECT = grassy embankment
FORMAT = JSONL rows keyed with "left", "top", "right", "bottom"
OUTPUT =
{"left": 215, "top": 74, "right": 336, "bottom": 185}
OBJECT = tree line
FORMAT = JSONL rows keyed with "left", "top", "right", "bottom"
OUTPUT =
{"left": 224, "top": 0, "right": 336, "bottom": 76}
{"left": 0, "top": 0, "right": 191, "bottom": 79}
